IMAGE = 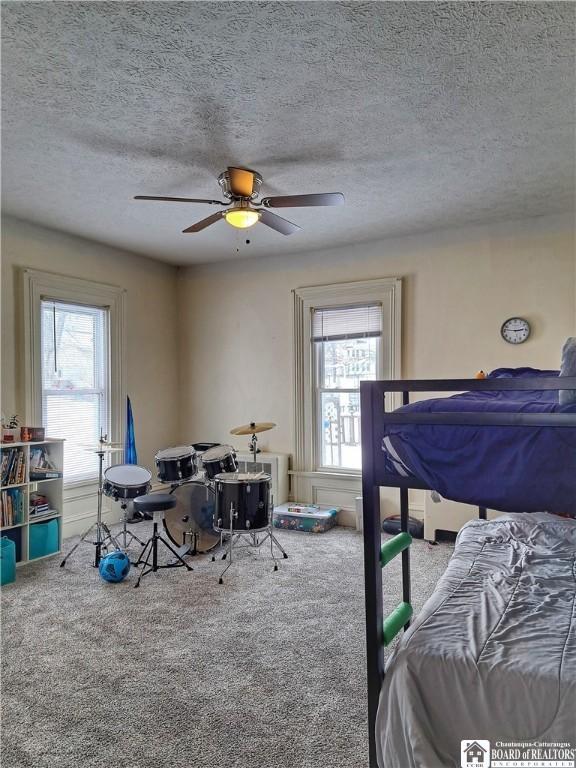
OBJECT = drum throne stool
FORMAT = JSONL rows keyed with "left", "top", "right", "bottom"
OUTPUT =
{"left": 132, "top": 493, "right": 193, "bottom": 588}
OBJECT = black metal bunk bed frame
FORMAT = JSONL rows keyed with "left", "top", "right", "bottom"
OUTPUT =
{"left": 360, "top": 375, "right": 576, "bottom": 768}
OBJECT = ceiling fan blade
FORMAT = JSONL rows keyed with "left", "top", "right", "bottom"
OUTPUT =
{"left": 258, "top": 209, "right": 301, "bottom": 236}
{"left": 135, "top": 195, "right": 225, "bottom": 205}
{"left": 228, "top": 167, "right": 255, "bottom": 197}
{"left": 261, "top": 192, "right": 345, "bottom": 208}
{"left": 182, "top": 211, "right": 225, "bottom": 233}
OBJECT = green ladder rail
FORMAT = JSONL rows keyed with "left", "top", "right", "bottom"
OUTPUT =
{"left": 380, "top": 532, "right": 413, "bottom": 646}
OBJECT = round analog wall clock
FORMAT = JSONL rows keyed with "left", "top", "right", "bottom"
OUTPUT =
{"left": 500, "top": 317, "right": 530, "bottom": 344}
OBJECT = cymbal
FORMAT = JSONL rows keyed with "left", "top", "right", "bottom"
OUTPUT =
{"left": 80, "top": 444, "right": 124, "bottom": 453}
{"left": 230, "top": 421, "right": 276, "bottom": 436}
{"left": 79, "top": 439, "right": 123, "bottom": 447}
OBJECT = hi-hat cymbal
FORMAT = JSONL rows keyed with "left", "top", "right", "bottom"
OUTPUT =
{"left": 230, "top": 421, "right": 276, "bottom": 436}
{"left": 79, "top": 439, "right": 123, "bottom": 447}
{"left": 80, "top": 443, "right": 124, "bottom": 453}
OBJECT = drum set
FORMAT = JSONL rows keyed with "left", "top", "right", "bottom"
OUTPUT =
{"left": 60, "top": 423, "right": 288, "bottom": 583}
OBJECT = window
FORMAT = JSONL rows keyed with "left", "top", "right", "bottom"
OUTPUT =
{"left": 292, "top": 278, "right": 401, "bottom": 503}
{"left": 313, "top": 304, "right": 382, "bottom": 470}
{"left": 23, "top": 269, "right": 126, "bottom": 489}
{"left": 40, "top": 300, "right": 109, "bottom": 483}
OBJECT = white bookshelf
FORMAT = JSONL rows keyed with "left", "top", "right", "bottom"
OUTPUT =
{"left": 1, "top": 439, "right": 64, "bottom": 566}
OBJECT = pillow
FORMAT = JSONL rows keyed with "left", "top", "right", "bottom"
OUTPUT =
{"left": 559, "top": 337, "right": 576, "bottom": 405}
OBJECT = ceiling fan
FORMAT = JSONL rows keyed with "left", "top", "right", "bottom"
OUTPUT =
{"left": 134, "top": 167, "right": 344, "bottom": 236}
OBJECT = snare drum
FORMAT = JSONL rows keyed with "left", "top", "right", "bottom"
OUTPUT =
{"left": 155, "top": 446, "right": 197, "bottom": 484}
{"left": 103, "top": 464, "right": 152, "bottom": 500}
{"left": 201, "top": 444, "right": 238, "bottom": 480}
{"left": 214, "top": 472, "right": 271, "bottom": 532}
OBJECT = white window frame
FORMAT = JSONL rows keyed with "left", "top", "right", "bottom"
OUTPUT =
{"left": 313, "top": 309, "right": 382, "bottom": 472}
{"left": 23, "top": 269, "right": 127, "bottom": 488}
{"left": 293, "top": 278, "right": 401, "bottom": 483}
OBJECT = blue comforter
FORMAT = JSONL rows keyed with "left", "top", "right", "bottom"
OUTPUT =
{"left": 382, "top": 368, "right": 576, "bottom": 515}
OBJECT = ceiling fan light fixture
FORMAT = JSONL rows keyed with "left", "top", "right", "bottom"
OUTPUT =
{"left": 225, "top": 207, "right": 260, "bottom": 229}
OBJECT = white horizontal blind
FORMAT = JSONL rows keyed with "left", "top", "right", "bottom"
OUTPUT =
{"left": 40, "top": 300, "right": 109, "bottom": 483}
{"left": 312, "top": 303, "right": 382, "bottom": 342}
{"left": 313, "top": 303, "right": 382, "bottom": 470}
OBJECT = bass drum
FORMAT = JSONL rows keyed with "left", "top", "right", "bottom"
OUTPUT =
{"left": 163, "top": 481, "right": 220, "bottom": 554}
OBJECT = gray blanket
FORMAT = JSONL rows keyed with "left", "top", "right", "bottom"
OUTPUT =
{"left": 376, "top": 513, "right": 576, "bottom": 767}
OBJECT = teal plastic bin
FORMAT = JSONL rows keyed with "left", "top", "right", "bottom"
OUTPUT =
{"left": 1, "top": 536, "right": 16, "bottom": 585}
{"left": 29, "top": 519, "right": 59, "bottom": 560}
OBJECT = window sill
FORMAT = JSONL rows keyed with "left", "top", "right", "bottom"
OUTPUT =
{"left": 289, "top": 469, "right": 361, "bottom": 482}
{"left": 64, "top": 478, "right": 98, "bottom": 489}
{"left": 64, "top": 479, "right": 99, "bottom": 501}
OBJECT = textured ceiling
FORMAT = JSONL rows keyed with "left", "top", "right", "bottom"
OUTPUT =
{"left": 2, "top": 1, "right": 575, "bottom": 265}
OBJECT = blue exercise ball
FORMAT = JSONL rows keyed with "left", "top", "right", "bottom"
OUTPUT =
{"left": 99, "top": 550, "right": 131, "bottom": 583}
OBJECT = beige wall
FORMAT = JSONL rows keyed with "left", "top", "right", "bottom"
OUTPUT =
{"left": 2, "top": 213, "right": 574, "bottom": 529}
{"left": 177, "top": 215, "right": 575, "bottom": 459}
{"left": 1, "top": 216, "right": 180, "bottom": 477}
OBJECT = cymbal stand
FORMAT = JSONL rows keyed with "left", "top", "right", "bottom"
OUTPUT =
{"left": 249, "top": 431, "right": 260, "bottom": 464}
{"left": 117, "top": 499, "right": 146, "bottom": 550}
{"left": 60, "top": 443, "right": 121, "bottom": 568}
{"left": 211, "top": 529, "right": 225, "bottom": 562}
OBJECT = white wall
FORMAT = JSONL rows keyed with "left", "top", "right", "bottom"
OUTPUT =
{"left": 177, "top": 215, "right": 575, "bottom": 519}
{"left": 1, "top": 216, "right": 180, "bottom": 534}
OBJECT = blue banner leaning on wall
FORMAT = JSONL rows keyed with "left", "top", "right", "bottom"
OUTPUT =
{"left": 125, "top": 396, "right": 138, "bottom": 465}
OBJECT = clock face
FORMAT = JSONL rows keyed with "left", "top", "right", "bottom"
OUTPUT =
{"left": 501, "top": 317, "right": 530, "bottom": 344}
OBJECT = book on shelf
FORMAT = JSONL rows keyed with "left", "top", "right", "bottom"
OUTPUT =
{"left": 29, "top": 470, "right": 62, "bottom": 480}
{"left": 1, "top": 447, "right": 26, "bottom": 486}
{"left": 1, "top": 488, "right": 25, "bottom": 527}
{"left": 29, "top": 508, "right": 57, "bottom": 519}
{"left": 29, "top": 446, "right": 61, "bottom": 480}
{"left": 29, "top": 492, "right": 56, "bottom": 519}
{"left": 29, "top": 446, "right": 58, "bottom": 471}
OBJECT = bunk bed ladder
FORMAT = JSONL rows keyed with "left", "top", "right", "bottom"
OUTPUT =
{"left": 361, "top": 384, "right": 414, "bottom": 768}
{"left": 380, "top": 531, "right": 413, "bottom": 644}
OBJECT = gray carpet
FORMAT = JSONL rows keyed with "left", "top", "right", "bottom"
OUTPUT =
{"left": 1, "top": 525, "right": 453, "bottom": 768}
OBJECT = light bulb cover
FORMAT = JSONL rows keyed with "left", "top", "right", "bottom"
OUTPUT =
{"left": 225, "top": 208, "right": 260, "bottom": 229}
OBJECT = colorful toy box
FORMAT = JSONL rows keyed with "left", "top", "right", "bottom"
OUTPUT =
{"left": 273, "top": 503, "right": 339, "bottom": 533}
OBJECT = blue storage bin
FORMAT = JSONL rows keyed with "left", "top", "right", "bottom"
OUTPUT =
{"left": 29, "top": 518, "right": 59, "bottom": 560}
{"left": 2, "top": 527, "right": 22, "bottom": 562}
{"left": 1, "top": 536, "right": 16, "bottom": 585}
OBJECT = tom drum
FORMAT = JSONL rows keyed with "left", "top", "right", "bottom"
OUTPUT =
{"left": 201, "top": 444, "right": 238, "bottom": 480}
{"left": 155, "top": 446, "right": 197, "bottom": 484}
{"left": 214, "top": 472, "right": 271, "bottom": 532}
